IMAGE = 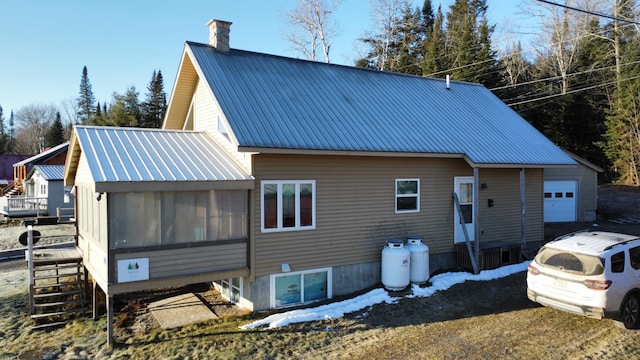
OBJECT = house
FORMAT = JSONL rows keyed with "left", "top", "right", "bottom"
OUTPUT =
{"left": 0, "top": 154, "right": 29, "bottom": 195}
{"left": 11, "top": 142, "right": 69, "bottom": 195}
{"left": 1, "top": 143, "right": 70, "bottom": 218}
{"left": 22, "top": 165, "right": 75, "bottom": 221}
{"left": 63, "top": 19, "right": 576, "bottom": 340}
{"left": 544, "top": 150, "right": 603, "bottom": 223}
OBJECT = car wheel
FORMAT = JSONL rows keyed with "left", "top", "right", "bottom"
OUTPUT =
{"left": 620, "top": 294, "right": 640, "bottom": 329}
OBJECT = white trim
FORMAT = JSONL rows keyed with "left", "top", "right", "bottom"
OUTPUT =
{"left": 270, "top": 267, "right": 333, "bottom": 309}
{"left": 214, "top": 277, "right": 243, "bottom": 304}
{"left": 261, "top": 180, "right": 316, "bottom": 233}
{"left": 454, "top": 176, "right": 475, "bottom": 243}
{"left": 395, "top": 178, "right": 420, "bottom": 213}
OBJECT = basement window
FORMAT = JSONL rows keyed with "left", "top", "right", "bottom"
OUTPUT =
{"left": 271, "top": 268, "right": 331, "bottom": 308}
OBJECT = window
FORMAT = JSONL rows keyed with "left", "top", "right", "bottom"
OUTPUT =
{"left": 611, "top": 251, "right": 625, "bottom": 273}
{"left": 109, "top": 190, "right": 248, "bottom": 249}
{"left": 396, "top": 179, "right": 419, "bottom": 213}
{"left": 630, "top": 247, "right": 640, "bottom": 270}
{"left": 271, "top": 268, "right": 331, "bottom": 308}
{"left": 261, "top": 180, "right": 315, "bottom": 232}
{"left": 215, "top": 277, "right": 242, "bottom": 304}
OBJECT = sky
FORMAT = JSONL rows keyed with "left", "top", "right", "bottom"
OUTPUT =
{"left": 0, "top": 0, "right": 535, "bottom": 119}
{"left": 241, "top": 261, "right": 529, "bottom": 329}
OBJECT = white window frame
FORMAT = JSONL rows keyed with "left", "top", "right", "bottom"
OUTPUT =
{"left": 395, "top": 178, "right": 420, "bottom": 213}
{"left": 261, "top": 180, "right": 316, "bottom": 232}
{"left": 270, "top": 267, "right": 332, "bottom": 309}
{"left": 215, "top": 277, "right": 243, "bottom": 304}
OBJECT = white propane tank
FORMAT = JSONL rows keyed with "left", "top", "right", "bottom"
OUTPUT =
{"left": 407, "top": 236, "right": 429, "bottom": 284}
{"left": 381, "top": 239, "right": 410, "bottom": 291}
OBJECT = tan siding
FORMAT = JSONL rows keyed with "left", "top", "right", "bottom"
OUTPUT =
{"left": 164, "top": 52, "right": 198, "bottom": 130}
{"left": 75, "top": 154, "right": 94, "bottom": 187}
{"left": 252, "top": 155, "right": 473, "bottom": 276}
{"left": 192, "top": 78, "right": 252, "bottom": 172}
{"left": 476, "top": 169, "right": 523, "bottom": 243}
{"left": 113, "top": 242, "right": 248, "bottom": 280}
{"left": 525, "top": 169, "right": 544, "bottom": 242}
{"left": 251, "top": 155, "right": 547, "bottom": 277}
{"left": 194, "top": 79, "right": 216, "bottom": 133}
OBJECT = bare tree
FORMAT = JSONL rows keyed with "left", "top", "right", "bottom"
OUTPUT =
{"left": 529, "top": 0, "right": 608, "bottom": 94}
{"left": 60, "top": 98, "right": 80, "bottom": 126}
{"left": 13, "top": 104, "right": 57, "bottom": 154}
{"left": 285, "top": 0, "right": 342, "bottom": 63}
{"left": 360, "top": 0, "right": 407, "bottom": 71}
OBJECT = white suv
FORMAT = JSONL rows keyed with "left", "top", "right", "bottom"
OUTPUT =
{"left": 527, "top": 231, "right": 640, "bottom": 329}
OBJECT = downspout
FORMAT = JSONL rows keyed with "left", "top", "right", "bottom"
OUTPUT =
{"left": 520, "top": 168, "right": 526, "bottom": 249}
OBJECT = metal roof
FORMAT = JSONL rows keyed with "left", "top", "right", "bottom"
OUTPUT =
{"left": 71, "top": 126, "right": 254, "bottom": 192}
{"left": 14, "top": 142, "right": 69, "bottom": 166}
{"left": 187, "top": 42, "right": 575, "bottom": 167}
{"left": 29, "top": 165, "right": 65, "bottom": 181}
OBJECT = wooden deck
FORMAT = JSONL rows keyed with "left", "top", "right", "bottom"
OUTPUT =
{"left": 31, "top": 247, "right": 82, "bottom": 265}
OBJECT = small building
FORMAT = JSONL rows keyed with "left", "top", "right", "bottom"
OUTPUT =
{"left": 1, "top": 144, "right": 71, "bottom": 218}
{"left": 544, "top": 151, "right": 603, "bottom": 223}
{"left": 64, "top": 19, "right": 576, "bottom": 342}
{"left": 23, "top": 165, "right": 75, "bottom": 221}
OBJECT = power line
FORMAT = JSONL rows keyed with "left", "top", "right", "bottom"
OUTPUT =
{"left": 505, "top": 73, "right": 640, "bottom": 107}
{"left": 536, "top": 0, "right": 640, "bottom": 25}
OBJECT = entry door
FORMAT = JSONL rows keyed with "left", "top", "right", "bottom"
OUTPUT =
{"left": 454, "top": 177, "right": 474, "bottom": 243}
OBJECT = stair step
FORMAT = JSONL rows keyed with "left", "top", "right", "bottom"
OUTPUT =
{"left": 33, "top": 298, "right": 87, "bottom": 308}
{"left": 33, "top": 272, "right": 82, "bottom": 280}
{"left": 33, "top": 263, "right": 82, "bottom": 271}
{"left": 33, "top": 289, "right": 84, "bottom": 299}
{"left": 30, "top": 307, "right": 88, "bottom": 320}
{"left": 33, "top": 280, "right": 84, "bottom": 289}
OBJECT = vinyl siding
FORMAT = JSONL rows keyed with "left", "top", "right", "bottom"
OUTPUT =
{"left": 251, "top": 154, "right": 545, "bottom": 277}
{"left": 113, "top": 242, "right": 248, "bottom": 280}
{"left": 251, "top": 155, "right": 546, "bottom": 277}
{"left": 477, "top": 168, "right": 543, "bottom": 244}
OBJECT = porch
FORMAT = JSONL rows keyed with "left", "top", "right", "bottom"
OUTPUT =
{"left": 0, "top": 196, "right": 48, "bottom": 218}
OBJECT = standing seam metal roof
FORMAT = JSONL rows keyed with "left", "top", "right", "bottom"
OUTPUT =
{"left": 187, "top": 42, "right": 575, "bottom": 166}
{"left": 29, "top": 165, "right": 65, "bottom": 181}
{"left": 73, "top": 126, "right": 253, "bottom": 184}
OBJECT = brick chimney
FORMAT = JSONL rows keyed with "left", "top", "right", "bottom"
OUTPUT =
{"left": 207, "top": 19, "right": 232, "bottom": 52}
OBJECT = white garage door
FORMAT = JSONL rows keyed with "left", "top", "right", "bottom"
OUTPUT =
{"left": 544, "top": 180, "right": 577, "bottom": 222}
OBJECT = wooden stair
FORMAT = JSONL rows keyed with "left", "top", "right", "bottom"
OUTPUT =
{"left": 30, "top": 254, "right": 88, "bottom": 329}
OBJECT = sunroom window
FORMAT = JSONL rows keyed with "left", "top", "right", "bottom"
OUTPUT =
{"left": 109, "top": 190, "right": 247, "bottom": 249}
{"left": 261, "top": 180, "right": 315, "bottom": 232}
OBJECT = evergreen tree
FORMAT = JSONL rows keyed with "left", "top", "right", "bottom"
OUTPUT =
{"left": 140, "top": 70, "right": 167, "bottom": 128}
{"left": 102, "top": 86, "right": 141, "bottom": 127}
{"left": 0, "top": 105, "right": 6, "bottom": 154}
{"left": 603, "top": 33, "right": 640, "bottom": 185}
{"left": 4, "top": 110, "right": 15, "bottom": 154}
{"left": 46, "top": 112, "right": 66, "bottom": 147}
{"left": 422, "top": 5, "right": 446, "bottom": 77}
{"left": 77, "top": 66, "right": 96, "bottom": 125}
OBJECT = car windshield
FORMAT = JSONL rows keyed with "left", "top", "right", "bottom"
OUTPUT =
{"left": 534, "top": 247, "right": 604, "bottom": 275}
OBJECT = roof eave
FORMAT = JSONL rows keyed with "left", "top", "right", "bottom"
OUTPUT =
{"left": 94, "top": 179, "right": 255, "bottom": 193}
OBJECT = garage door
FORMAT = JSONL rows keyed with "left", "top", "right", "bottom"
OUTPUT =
{"left": 544, "top": 180, "right": 577, "bottom": 222}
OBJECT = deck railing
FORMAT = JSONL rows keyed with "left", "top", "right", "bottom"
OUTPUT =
{"left": 0, "top": 196, "right": 48, "bottom": 216}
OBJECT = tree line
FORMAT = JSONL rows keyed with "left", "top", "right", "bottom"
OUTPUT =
{"left": 0, "top": 66, "right": 167, "bottom": 156}
{"left": 287, "top": 0, "right": 640, "bottom": 185}
{"left": 2, "top": 0, "right": 639, "bottom": 185}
